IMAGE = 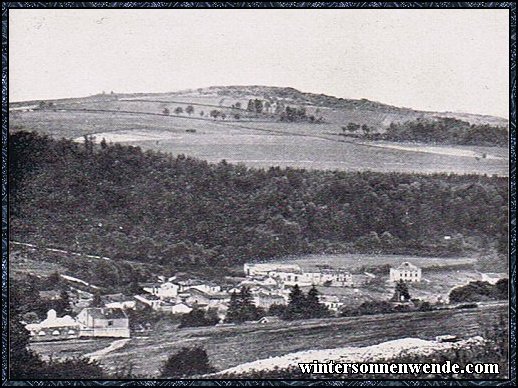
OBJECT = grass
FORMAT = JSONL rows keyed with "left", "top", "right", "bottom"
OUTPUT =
{"left": 10, "top": 100, "right": 508, "bottom": 176}
{"left": 29, "top": 338, "right": 114, "bottom": 361}
{"left": 29, "top": 304, "right": 508, "bottom": 378}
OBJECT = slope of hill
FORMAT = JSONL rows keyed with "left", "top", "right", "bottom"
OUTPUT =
{"left": 10, "top": 85, "right": 508, "bottom": 127}
{"left": 9, "top": 86, "right": 509, "bottom": 176}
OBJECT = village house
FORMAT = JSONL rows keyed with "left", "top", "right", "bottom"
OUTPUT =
{"left": 318, "top": 295, "right": 344, "bottom": 312}
{"left": 38, "top": 290, "right": 63, "bottom": 301}
{"left": 177, "top": 279, "right": 222, "bottom": 294}
{"left": 257, "top": 315, "right": 282, "bottom": 324}
{"left": 183, "top": 288, "right": 230, "bottom": 309}
{"left": 268, "top": 269, "right": 311, "bottom": 287}
{"left": 390, "top": 262, "right": 422, "bottom": 283}
{"left": 72, "top": 288, "right": 94, "bottom": 309}
{"left": 268, "top": 268, "right": 353, "bottom": 288}
{"left": 253, "top": 292, "right": 287, "bottom": 309}
{"left": 76, "top": 307, "right": 130, "bottom": 338}
{"left": 102, "top": 293, "right": 136, "bottom": 310}
{"left": 303, "top": 269, "right": 353, "bottom": 287}
{"left": 25, "top": 309, "right": 80, "bottom": 342}
{"left": 134, "top": 294, "right": 164, "bottom": 310}
{"left": 142, "top": 281, "right": 179, "bottom": 299}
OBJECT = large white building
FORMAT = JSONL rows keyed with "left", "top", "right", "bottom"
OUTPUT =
{"left": 390, "top": 262, "right": 422, "bottom": 283}
{"left": 268, "top": 269, "right": 353, "bottom": 287}
{"left": 304, "top": 269, "right": 353, "bottom": 287}
{"left": 243, "top": 263, "right": 302, "bottom": 277}
{"left": 25, "top": 309, "right": 80, "bottom": 342}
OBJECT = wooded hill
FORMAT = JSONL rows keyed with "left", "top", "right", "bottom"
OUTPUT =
{"left": 10, "top": 131, "right": 508, "bottom": 271}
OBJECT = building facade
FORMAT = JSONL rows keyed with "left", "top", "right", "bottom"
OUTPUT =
{"left": 25, "top": 309, "right": 80, "bottom": 342}
{"left": 390, "top": 262, "right": 422, "bottom": 282}
{"left": 76, "top": 307, "right": 130, "bottom": 338}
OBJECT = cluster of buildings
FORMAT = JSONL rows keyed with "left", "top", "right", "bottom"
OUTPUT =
{"left": 134, "top": 276, "right": 230, "bottom": 319}
{"left": 25, "top": 261, "right": 423, "bottom": 342}
{"left": 26, "top": 307, "right": 130, "bottom": 341}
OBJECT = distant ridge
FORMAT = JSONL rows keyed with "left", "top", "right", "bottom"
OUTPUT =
{"left": 10, "top": 85, "right": 508, "bottom": 128}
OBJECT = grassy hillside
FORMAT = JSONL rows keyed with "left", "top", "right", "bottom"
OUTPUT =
{"left": 9, "top": 86, "right": 509, "bottom": 176}
{"left": 30, "top": 304, "right": 508, "bottom": 377}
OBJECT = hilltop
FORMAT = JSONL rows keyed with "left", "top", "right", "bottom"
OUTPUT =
{"left": 10, "top": 85, "right": 508, "bottom": 128}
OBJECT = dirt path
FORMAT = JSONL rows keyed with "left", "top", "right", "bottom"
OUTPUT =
{"left": 85, "top": 338, "right": 131, "bottom": 360}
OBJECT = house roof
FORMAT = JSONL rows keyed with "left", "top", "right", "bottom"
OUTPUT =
{"left": 178, "top": 279, "right": 206, "bottom": 286}
{"left": 187, "top": 288, "right": 230, "bottom": 300}
{"left": 102, "top": 293, "right": 132, "bottom": 303}
{"left": 258, "top": 316, "right": 281, "bottom": 322}
{"left": 395, "top": 262, "right": 419, "bottom": 270}
{"left": 83, "top": 307, "right": 128, "bottom": 320}
{"left": 26, "top": 314, "right": 78, "bottom": 330}
{"left": 135, "top": 293, "right": 160, "bottom": 301}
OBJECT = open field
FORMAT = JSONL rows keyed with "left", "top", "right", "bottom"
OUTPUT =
{"left": 9, "top": 90, "right": 508, "bottom": 176}
{"left": 30, "top": 303, "right": 508, "bottom": 377}
{"left": 30, "top": 338, "right": 114, "bottom": 362}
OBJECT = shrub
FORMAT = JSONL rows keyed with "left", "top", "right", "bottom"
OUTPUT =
{"left": 160, "top": 346, "right": 215, "bottom": 378}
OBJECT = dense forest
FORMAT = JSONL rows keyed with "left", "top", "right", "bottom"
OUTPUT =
{"left": 10, "top": 131, "right": 507, "bottom": 271}
{"left": 382, "top": 117, "right": 508, "bottom": 146}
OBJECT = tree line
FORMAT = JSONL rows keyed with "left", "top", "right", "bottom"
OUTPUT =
{"left": 383, "top": 117, "right": 508, "bottom": 146}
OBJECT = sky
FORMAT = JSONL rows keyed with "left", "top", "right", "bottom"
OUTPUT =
{"left": 9, "top": 8, "right": 509, "bottom": 118}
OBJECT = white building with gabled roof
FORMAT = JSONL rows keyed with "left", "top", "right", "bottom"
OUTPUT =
{"left": 390, "top": 262, "right": 422, "bottom": 283}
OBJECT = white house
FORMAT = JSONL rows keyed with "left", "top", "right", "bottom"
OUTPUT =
{"left": 102, "top": 293, "right": 136, "bottom": 310}
{"left": 134, "top": 294, "right": 164, "bottom": 310}
{"left": 253, "top": 292, "right": 287, "bottom": 309}
{"left": 390, "top": 262, "right": 422, "bottom": 283}
{"left": 175, "top": 279, "right": 222, "bottom": 295}
{"left": 76, "top": 307, "right": 130, "bottom": 338}
{"left": 25, "top": 309, "right": 80, "bottom": 342}
{"left": 142, "top": 281, "right": 179, "bottom": 299}
{"left": 318, "top": 295, "right": 344, "bottom": 312}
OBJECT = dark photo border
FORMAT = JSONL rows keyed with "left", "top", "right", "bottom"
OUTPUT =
{"left": 1, "top": 2, "right": 516, "bottom": 386}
